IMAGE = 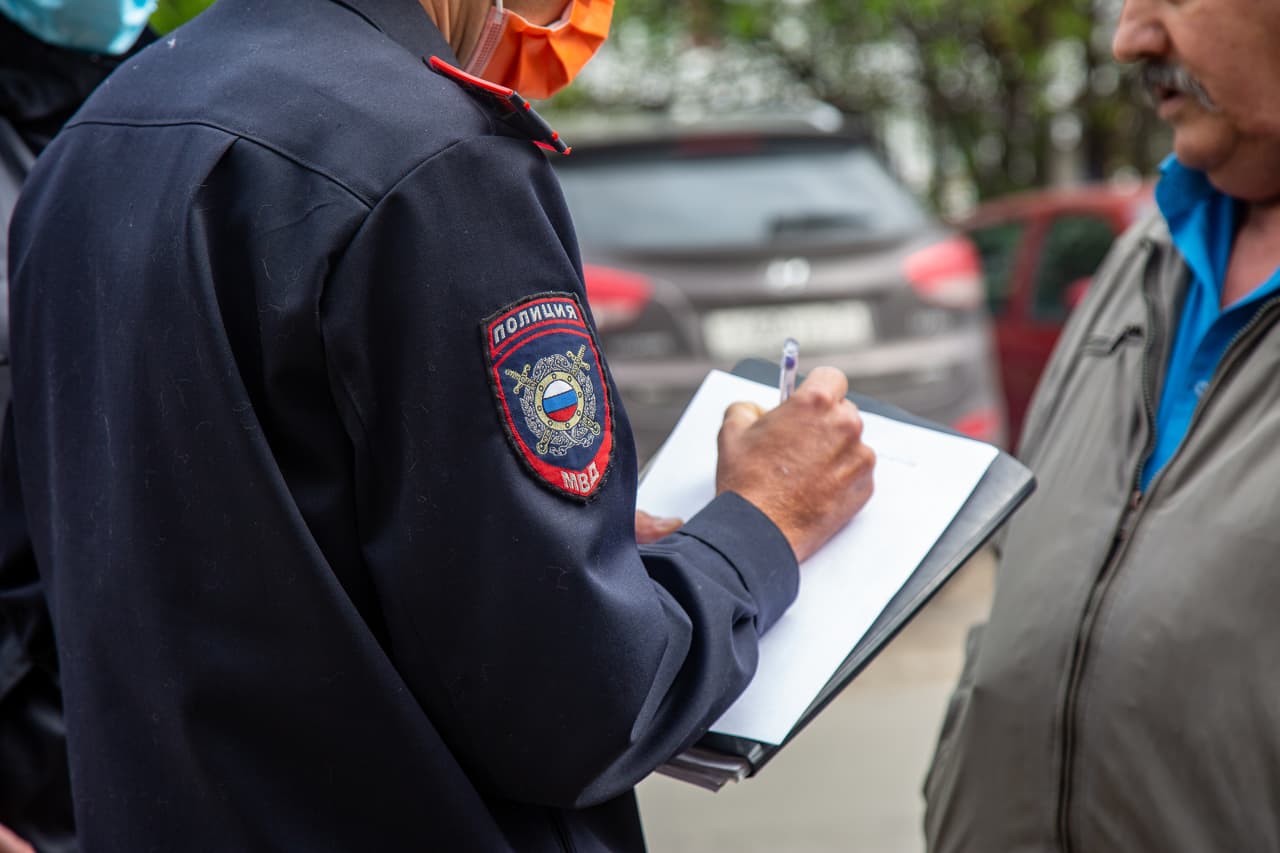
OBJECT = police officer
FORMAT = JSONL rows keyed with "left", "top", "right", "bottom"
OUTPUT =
{"left": 1, "top": 0, "right": 876, "bottom": 849}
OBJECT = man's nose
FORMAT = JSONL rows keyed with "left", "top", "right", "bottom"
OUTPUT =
{"left": 1112, "top": 0, "right": 1169, "bottom": 63}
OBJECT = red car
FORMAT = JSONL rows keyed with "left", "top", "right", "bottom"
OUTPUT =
{"left": 959, "top": 182, "right": 1155, "bottom": 448}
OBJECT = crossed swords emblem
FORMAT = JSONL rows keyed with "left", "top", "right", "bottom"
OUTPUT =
{"left": 505, "top": 345, "right": 602, "bottom": 454}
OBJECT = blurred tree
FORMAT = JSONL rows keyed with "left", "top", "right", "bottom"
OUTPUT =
{"left": 148, "top": 0, "right": 216, "bottom": 35}
{"left": 566, "top": 0, "right": 1167, "bottom": 207}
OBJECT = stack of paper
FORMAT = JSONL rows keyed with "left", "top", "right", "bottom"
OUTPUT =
{"left": 655, "top": 747, "right": 753, "bottom": 792}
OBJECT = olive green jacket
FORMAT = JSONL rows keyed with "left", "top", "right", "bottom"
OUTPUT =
{"left": 925, "top": 207, "right": 1280, "bottom": 852}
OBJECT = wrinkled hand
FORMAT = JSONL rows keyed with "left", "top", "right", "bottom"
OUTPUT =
{"left": 635, "top": 510, "right": 683, "bottom": 544}
{"left": 0, "top": 823, "right": 33, "bottom": 853}
{"left": 715, "top": 366, "right": 876, "bottom": 563}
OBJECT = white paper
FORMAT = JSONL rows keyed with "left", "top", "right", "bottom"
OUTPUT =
{"left": 636, "top": 370, "right": 997, "bottom": 745}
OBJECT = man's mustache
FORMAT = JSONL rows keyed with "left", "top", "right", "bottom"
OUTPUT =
{"left": 1138, "top": 61, "right": 1219, "bottom": 112}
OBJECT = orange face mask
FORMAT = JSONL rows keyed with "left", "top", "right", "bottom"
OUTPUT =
{"left": 463, "top": 0, "right": 614, "bottom": 100}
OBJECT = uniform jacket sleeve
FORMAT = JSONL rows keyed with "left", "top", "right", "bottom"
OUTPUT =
{"left": 320, "top": 133, "right": 799, "bottom": 808}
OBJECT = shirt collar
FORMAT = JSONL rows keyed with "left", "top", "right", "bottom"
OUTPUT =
{"left": 328, "top": 0, "right": 457, "bottom": 64}
{"left": 1154, "top": 153, "right": 1243, "bottom": 309}
{"left": 1155, "top": 154, "right": 1218, "bottom": 230}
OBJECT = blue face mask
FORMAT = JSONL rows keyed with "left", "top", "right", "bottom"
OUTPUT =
{"left": 0, "top": 0, "right": 157, "bottom": 55}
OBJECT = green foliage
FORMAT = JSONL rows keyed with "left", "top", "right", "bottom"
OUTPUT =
{"left": 571, "top": 0, "right": 1163, "bottom": 206}
{"left": 149, "top": 0, "right": 217, "bottom": 35}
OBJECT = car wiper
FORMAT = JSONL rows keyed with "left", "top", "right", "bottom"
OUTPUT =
{"left": 766, "top": 211, "right": 871, "bottom": 238}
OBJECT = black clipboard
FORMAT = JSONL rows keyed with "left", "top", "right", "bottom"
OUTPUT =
{"left": 661, "top": 358, "right": 1036, "bottom": 785}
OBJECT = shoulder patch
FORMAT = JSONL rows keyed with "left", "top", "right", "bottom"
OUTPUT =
{"left": 483, "top": 292, "right": 614, "bottom": 501}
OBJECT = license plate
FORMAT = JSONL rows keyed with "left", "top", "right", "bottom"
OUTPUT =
{"left": 701, "top": 300, "right": 874, "bottom": 360}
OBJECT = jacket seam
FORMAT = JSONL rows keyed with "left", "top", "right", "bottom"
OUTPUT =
{"left": 64, "top": 116, "right": 376, "bottom": 207}
{"left": 312, "top": 135, "right": 525, "bottom": 785}
{"left": 316, "top": 134, "right": 494, "bottom": 445}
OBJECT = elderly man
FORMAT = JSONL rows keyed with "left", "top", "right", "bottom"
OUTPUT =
{"left": 0, "top": 0, "right": 877, "bottom": 850}
{"left": 923, "top": 0, "right": 1280, "bottom": 851}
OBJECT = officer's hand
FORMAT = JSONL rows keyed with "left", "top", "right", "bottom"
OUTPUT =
{"left": 635, "top": 510, "right": 683, "bottom": 544}
{"left": 0, "top": 823, "right": 34, "bottom": 853}
{"left": 715, "top": 366, "right": 875, "bottom": 563}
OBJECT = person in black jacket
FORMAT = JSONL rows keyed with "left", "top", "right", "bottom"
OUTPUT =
{"left": 0, "top": 10, "right": 155, "bottom": 850}
{"left": 1, "top": 0, "right": 877, "bottom": 850}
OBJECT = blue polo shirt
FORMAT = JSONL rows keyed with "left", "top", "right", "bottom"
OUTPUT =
{"left": 1141, "top": 157, "right": 1280, "bottom": 490}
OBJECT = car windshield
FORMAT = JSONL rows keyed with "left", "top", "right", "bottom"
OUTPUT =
{"left": 554, "top": 137, "right": 929, "bottom": 252}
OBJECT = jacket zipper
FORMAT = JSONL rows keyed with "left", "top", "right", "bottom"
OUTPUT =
{"left": 1053, "top": 275, "right": 1280, "bottom": 850}
{"left": 1054, "top": 251, "right": 1165, "bottom": 852}
{"left": 1167, "top": 293, "right": 1280, "bottom": 448}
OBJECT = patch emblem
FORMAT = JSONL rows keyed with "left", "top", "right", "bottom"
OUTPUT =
{"left": 483, "top": 293, "right": 613, "bottom": 500}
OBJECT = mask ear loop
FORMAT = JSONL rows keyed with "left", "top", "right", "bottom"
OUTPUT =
{"left": 464, "top": 0, "right": 509, "bottom": 76}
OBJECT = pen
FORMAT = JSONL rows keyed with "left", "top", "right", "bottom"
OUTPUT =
{"left": 779, "top": 337, "right": 799, "bottom": 402}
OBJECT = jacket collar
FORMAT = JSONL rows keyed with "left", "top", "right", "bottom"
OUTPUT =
{"left": 328, "top": 0, "right": 458, "bottom": 63}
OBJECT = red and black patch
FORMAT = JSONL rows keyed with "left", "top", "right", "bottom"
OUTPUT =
{"left": 426, "top": 56, "right": 572, "bottom": 155}
{"left": 482, "top": 292, "right": 613, "bottom": 500}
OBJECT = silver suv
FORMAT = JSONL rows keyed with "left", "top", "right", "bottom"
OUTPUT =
{"left": 551, "top": 111, "right": 1006, "bottom": 461}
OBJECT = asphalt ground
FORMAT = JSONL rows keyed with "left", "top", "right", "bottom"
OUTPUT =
{"left": 636, "top": 548, "right": 997, "bottom": 852}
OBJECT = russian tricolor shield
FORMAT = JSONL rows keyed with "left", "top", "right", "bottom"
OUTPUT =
{"left": 482, "top": 292, "right": 614, "bottom": 500}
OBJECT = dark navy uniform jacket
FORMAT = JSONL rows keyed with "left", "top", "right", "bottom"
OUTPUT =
{"left": 0, "top": 0, "right": 799, "bottom": 849}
